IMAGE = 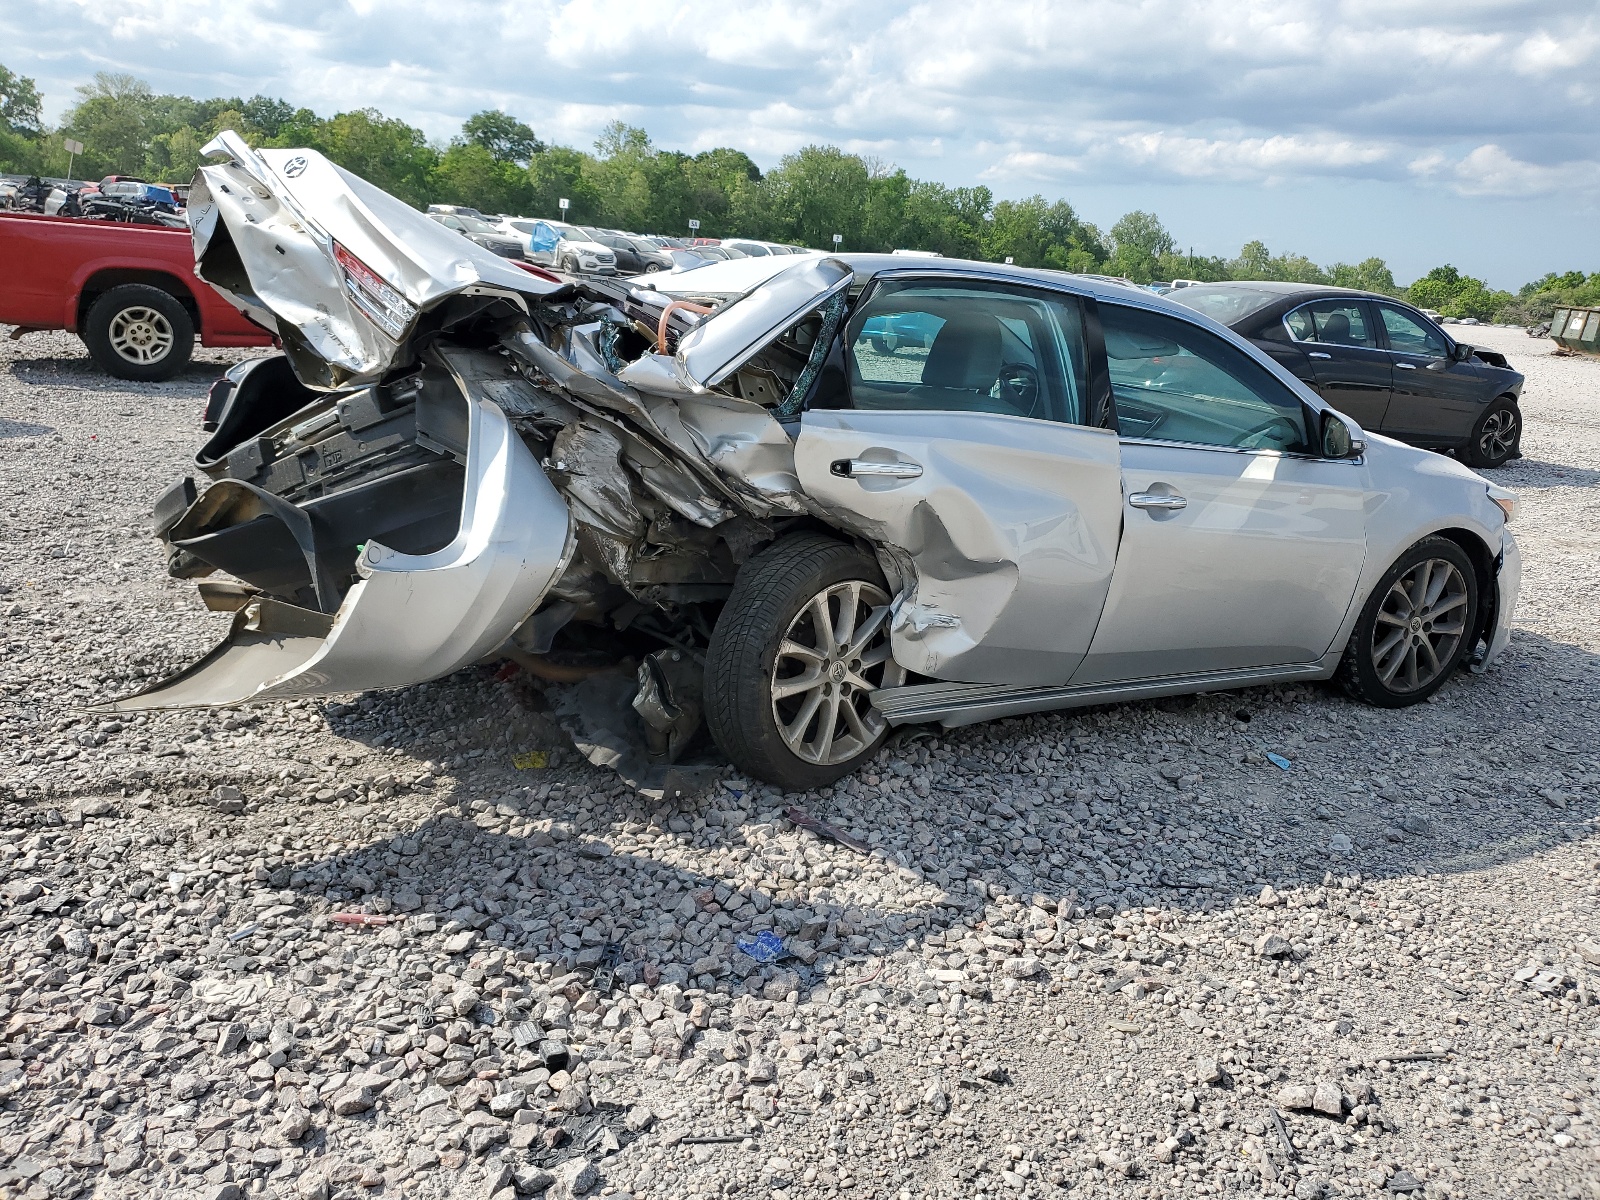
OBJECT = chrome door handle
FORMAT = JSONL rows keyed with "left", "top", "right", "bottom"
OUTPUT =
{"left": 1128, "top": 491, "right": 1187, "bottom": 511}
{"left": 1308, "top": 351, "right": 1332, "bottom": 360}
{"left": 831, "top": 458, "right": 923, "bottom": 480}
{"left": 1395, "top": 361, "right": 1417, "bottom": 370}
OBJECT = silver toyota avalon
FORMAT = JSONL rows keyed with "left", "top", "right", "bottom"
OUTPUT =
{"left": 106, "top": 133, "right": 1521, "bottom": 794}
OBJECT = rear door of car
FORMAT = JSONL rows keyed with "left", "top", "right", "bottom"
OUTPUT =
{"left": 1071, "top": 299, "right": 1368, "bottom": 684}
{"left": 1374, "top": 302, "right": 1484, "bottom": 446}
{"left": 791, "top": 272, "right": 1125, "bottom": 687}
{"left": 1283, "top": 298, "right": 1393, "bottom": 430}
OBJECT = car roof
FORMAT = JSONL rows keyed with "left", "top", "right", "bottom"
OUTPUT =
{"left": 630, "top": 253, "right": 1225, "bottom": 320}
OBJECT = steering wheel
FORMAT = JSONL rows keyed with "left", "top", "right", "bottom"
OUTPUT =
{"left": 1231, "top": 415, "right": 1299, "bottom": 450}
{"left": 995, "top": 362, "right": 1043, "bottom": 417}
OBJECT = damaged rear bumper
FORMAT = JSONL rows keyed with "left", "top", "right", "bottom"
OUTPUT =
{"left": 97, "top": 396, "right": 572, "bottom": 711}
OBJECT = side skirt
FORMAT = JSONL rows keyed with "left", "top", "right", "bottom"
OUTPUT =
{"left": 871, "top": 663, "right": 1332, "bottom": 728}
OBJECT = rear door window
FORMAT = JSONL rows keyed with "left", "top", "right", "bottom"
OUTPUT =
{"left": 1285, "top": 300, "right": 1377, "bottom": 347}
{"left": 845, "top": 280, "right": 1088, "bottom": 424}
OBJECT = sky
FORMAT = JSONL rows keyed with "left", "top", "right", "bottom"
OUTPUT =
{"left": 4, "top": 0, "right": 1598, "bottom": 288}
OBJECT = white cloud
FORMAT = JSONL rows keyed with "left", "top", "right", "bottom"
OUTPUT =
{"left": 0, "top": 0, "right": 1594, "bottom": 207}
{"left": 1418, "top": 143, "right": 1600, "bottom": 198}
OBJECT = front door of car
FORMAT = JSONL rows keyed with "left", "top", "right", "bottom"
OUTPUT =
{"left": 1282, "top": 298, "right": 1393, "bottom": 430}
{"left": 1375, "top": 303, "right": 1483, "bottom": 445}
{"left": 792, "top": 276, "right": 1125, "bottom": 687}
{"left": 1072, "top": 302, "right": 1369, "bottom": 685}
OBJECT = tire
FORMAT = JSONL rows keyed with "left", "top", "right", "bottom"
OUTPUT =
{"left": 704, "top": 534, "right": 907, "bottom": 791}
{"left": 1463, "top": 398, "right": 1521, "bottom": 468}
{"left": 559, "top": 254, "right": 575, "bottom": 273}
{"left": 83, "top": 284, "right": 194, "bottom": 382}
{"left": 643, "top": 263, "right": 662, "bottom": 273}
{"left": 1336, "top": 536, "right": 1479, "bottom": 708}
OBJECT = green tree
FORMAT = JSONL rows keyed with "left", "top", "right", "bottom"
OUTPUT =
{"left": 1328, "top": 257, "right": 1398, "bottom": 295}
{"left": 1406, "top": 265, "right": 1512, "bottom": 321}
{"left": 526, "top": 145, "right": 601, "bottom": 221}
{"left": 463, "top": 110, "right": 542, "bottom": 165}
{"left": 1108, "top": 211, "right": 1175, "bottom": 282}
{"left": 61, "top": 72, "right": 157, "bottom": 175}
{"left": 305, "top": 109, "right": 439, "bottom": 207}
{"left": 144, "top": 126, "right": 206, "bottom": 184}
{"left": 898, "top": 180, "right": 991, "bottom": 258}
{"left": 433, "top": 140, "right": 533, "bottom": 215}
{"left": 242, "top": 96, "right": 295, "bottom": 139}
{"left": 0, "top": 63, "right": 43, "bottom": 134}
{"left": 761, "top": 145, "right": 874, "bottom": 249}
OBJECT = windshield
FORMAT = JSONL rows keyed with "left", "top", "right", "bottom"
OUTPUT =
{"left": 457, "top": 215, "right": 499, "bottom": 235}
{"left": 556, "top": 228, "right": 589, "bottom": 242}
{"left": 1168, "top": 285, "right": 1281, "bottom": 326}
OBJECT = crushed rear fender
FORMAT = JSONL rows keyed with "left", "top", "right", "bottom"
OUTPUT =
{"left": 95, "top": 395, "right": 572, "bottom": 711}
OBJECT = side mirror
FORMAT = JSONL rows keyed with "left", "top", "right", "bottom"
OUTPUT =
{"left": 1452, "top": 342, "right": 1475, "bottom": 362}
{"left": 1321, "top": 410, "right": 1362, "bottom": 458}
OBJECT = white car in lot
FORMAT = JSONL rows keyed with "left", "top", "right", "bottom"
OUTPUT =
{"left": 116, "top": 133, "right": 1523, "bottom": 795}
{"left": 492, "top": 217, "right": 616, "bottom": 274}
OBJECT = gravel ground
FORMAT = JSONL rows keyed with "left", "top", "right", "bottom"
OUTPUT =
{"left": 1, "top": 324, "right": 1597, "bottom": 1200}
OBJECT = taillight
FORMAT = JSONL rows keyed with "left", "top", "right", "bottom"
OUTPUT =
{"left": 331, "top": 241, "right": 417, "bottom": 340}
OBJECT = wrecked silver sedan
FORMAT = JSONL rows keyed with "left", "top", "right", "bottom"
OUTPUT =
{"left": 102, "top": 132, "right": 1523, "bottom": 791}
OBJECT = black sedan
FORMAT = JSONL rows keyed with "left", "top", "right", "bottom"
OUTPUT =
{"left": 1172, "top": 282, "right": 1524, "bottom": 467}
{"left": 580, "top": 229, "right": 675, "bottom": 274}
{"left": 426, "top": 211, "right": 523, "bottom": 258}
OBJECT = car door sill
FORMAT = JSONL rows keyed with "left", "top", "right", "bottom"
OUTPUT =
{"left": 871, "top": 663, "right": 1330, "bottom": 728}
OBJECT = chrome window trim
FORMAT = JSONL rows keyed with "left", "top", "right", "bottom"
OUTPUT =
{"left": 1118, "top": 435, "right": 1363, "bottom": 465}
{"left": 1280, "top": 299, "right": 1378, "bottom": 349}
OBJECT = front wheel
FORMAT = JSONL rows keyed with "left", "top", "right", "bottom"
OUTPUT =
{"left": 1337, "top": 536, "right": 1479, "bottom": 707}
{"left": 704, "top": 535, "right": 906, "bottom": 791}
{"left": 1464, "top": 398, "right": 1520, "bottom": 468}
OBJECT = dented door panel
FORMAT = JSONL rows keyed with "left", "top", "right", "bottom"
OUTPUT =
{"left": 794, "top": 409, "right": 1123, "bottom": 686}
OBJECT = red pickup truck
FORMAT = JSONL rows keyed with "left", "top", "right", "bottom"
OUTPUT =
{"left": 0, "top": 212, "right": 274, "bottom": 381}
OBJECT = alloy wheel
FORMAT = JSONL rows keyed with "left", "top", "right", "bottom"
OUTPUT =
{"left": 108, "top": 306, "right": 175, "bottom": 365}
{"left": 1478, "top": 408, "right": 1519, "bottom": 461}
{"left": 769, "top": 580, "right": 906, "bottom": 766}
{"left": 1369, "top": 557, "right": 1469, "bottom": 694}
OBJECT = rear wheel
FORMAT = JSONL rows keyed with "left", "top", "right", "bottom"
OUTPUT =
{"left": 83, "top": 284, "right": 194, "bottom": 381}
{"left": 1463, "top": 398, "right": 1520, "bottom": 468}
{"left": 1337, "top": 536, "right": 1478, "bottom": 707}
{"left": 704, "top": 535, "right": 906, "bottom": 791}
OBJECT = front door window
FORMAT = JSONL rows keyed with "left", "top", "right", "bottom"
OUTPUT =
{"left": 1101, "top": 304, "right": 1309, "bottom": 452}
{"left": 1377, "top": 305, "right": 1449, "bottom": 359}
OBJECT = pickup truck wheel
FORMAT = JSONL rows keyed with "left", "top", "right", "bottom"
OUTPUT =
{"left": 704, "top": 534, "right": 906, "bottom": 791}
{"left": 84, "top": 284, "right": 194, "bottom": 381}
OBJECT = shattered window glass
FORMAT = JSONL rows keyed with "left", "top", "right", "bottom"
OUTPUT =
{"left": 844, "top": 281, "right": 1088, "bottom": 424}
{"left": 1101, "top": 303, "right": 1310, "bottom": 452}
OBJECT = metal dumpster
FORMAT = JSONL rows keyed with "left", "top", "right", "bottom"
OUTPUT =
{"left": 1551, "top": 306, "right": 1600, "bottom": 355}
